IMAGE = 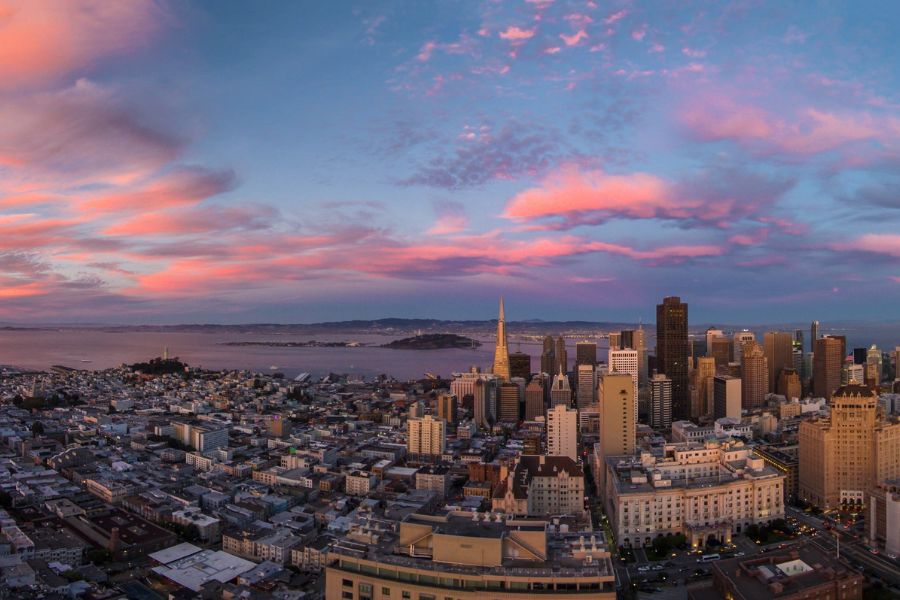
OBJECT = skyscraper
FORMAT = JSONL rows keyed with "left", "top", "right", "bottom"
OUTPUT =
{"left": 437, "top": 393, "right": 458, "bottom": 425}
{"left": 741, "top": 340, "right": 768, "bottom": 409}
{"left": 656, "top": 296, "right": 689, "bottom": 420}
{"left": 575, "top": 341, "right": 597, "bottom": 367}
{"left": 813, "top": 336, "right": 843, "bottom": 401}
{"left": 524, "top": 376, "right": 545, "bottom": 421}
{"left": 497, "top": 382, "right": 521, "bottom": 423}
{"left": 555, "top": 336, "right": 568, "bottom": 375}
{"left": 633, "top": 326, "right": 648, "bottom": 386}
{"left": 620, "top": 329, "right": 634, "bottom": 350}
{"left": 867, "top": 344, "right": 883, "bottom": 385}
{"left": 540, "top": 335, "right": 555, "bottom": 375}
{"left": 705, "top": 327, "right": 724, "bottom": 352}
{"left": 733, "top": 330, "right": 756, "bottom": 363}
{"left": 598, "top": 373, "right": 636, "bottom": 457}
{"left": 810, "top": 320, "right": 820, "bottom": 347}
{"left": 509, "top": 351, "right": 531, "bottom": 379}
{"left": 764, "top": 331, "right": 794, "bottom": 394}
{"left": 799, "top": 384, "right": 900, "bottom": 509}
{"left": 777, "top": 369, "right": 802, "bottom": 401}
{"left": 492, "top": 297, "right": 510, "bottom": 381}
{"left": 709, "top": 336, "right": 733, "bottom": 367}
{"left": 576, "top": 363, "right": 596, "bottom": 410}
{"left": 608, "top": 331, "right": 622, "bottom": 351}
{"left": 649, "top": 373, "right": 673, "bottom": 430}
{"left": 594, "top": 372, "right": 636, "bottom": 497}
{"left": 550, "top": 368, "right": 571, "bottom": 406}
{"left": 546, "top": 403, "right": 578, "bottom": 461}
{"left": 473, "top": 376, "right": 498, "bottom": 428}
{"left": 696, "top": 356, "right": 717, "bottom": 418}
{"left": 609, "top": 348, "right": 639, "bottom": 424}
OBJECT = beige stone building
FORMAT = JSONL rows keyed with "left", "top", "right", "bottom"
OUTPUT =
{"left": 406, "top": 414, "right": 446, "bottom": 458}
{"left": 492, "top": 455, "right": 586, "bottom": 519}
{"left": 799, "top": 384, "right": 900, "bottom": 509}
{"left": 325, "top": 510, "right": 616, "bottom": 600}
{"left": 604, "top": 440, "right": 785, "bottom": 548}
{"left": 591, "top": 373, "right": 636, "bottom": 498}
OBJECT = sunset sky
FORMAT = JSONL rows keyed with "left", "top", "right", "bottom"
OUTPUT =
{"left": 1, "top": 1, "right": 899, "bottom": 324}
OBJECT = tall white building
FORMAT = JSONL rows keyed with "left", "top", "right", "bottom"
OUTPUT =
{"left": 546, "top": 403, "right": 578, "bottom": 461}
{"left": 609, "top": 348, "right": 639, "bottom": 424}
{"left": 650, "top": 373, "right": 673, "bottom": 430}
{"left": 576, "top": 364, "right": 596, "bottom": 410}
{"left": 407, "top": 415, "right": 446, "bottom": 458}
{"left": 733, "top": 330, "right": 756, "bottom": 364}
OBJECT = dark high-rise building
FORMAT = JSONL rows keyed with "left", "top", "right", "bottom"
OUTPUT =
{"left": 509, "top": 351, "right": 531, "bottom": 379}
{"left": 810, "top": 321, "right": 819, "bottom": 348}
{"left": 741, "top": 341, "right": 768, "bottom": 409}
{"left": 575, "top": 341, "right": 597, "bottom": 367}
{"left": 656, "top": 296, "right": 689, "bottom": 419}
{"left": 853, "top": 347, "right": 868, "bottom": 365}
{"left": 555, "top": 336, "right": 568, "bottom": 375}
{"left": 709, "top": 336, "right": 733, "bottom": 368}
{"left": 621, "top": 330, "right": 634, "bottom": 350}
{"left": 497, "top": 382, "right": 521, "bottom": 423}
{"left": 540, "top": 335, "right": 555, "bottom": 375}
{"left": 794, "top": 329, "right": 804, "bottom": 354}
{"left": 764, "top": 331, "right": 794, "bottom": 394}
{"left": 830, "top": 335, "right": 847, "bottom": 361}
{"left": 524, "top": 377, "right": 545, "bottom": 421}
{"left": 813, "top": 336, "right": 843, "bottom": 401}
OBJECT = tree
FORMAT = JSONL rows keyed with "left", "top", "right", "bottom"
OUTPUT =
{"left": 30, "top": 421, "right": 45, "bottom": 438}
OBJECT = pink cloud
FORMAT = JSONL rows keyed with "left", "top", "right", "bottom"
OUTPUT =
{"left": 416, "top": 41, "right": 436, "bottom": 61}
{"left": 502, "top": 165, "right": 791, "bottom": 231}
{"left": 604, "top": 10, "right": 628, "bottom": 25}
{"left": 544, "top": 46, "right": 562, "bottom": 55}
{"left": 0, "top": 79, "right": 182, "bottom": 186}
{"left": 681, "top": 94, "right": 899, "bottom": 156}
{"left": 81, "top": 167, "right": 236, "bottom": 213}
{"left": 103, "top": 204, "right": 274, "bottom": 237}
{"left": 631, "top": 26, "right": 647, "bottom": 41}
{"left": 649, "top": 43, "right": 665, "bottom": 53}
{"left": 0, "top": 0, "right": 166, "bottom": 90}
{"left": 426, "top": 200, "right": 469, "bottom": 235}
{"left": 560, "top": 30, "right": 588, "bottom": 46}
{"left": 499, "top": 26, "right": 535, "bottom": 40}
{"left": 682, "top": 47, "right": 706, "bottom": 58}
{"left": 835, "top": 234, "right": 900, "bottom": 258}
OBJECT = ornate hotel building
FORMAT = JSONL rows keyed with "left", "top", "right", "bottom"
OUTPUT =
{"left": 603, "top": 440, "right": 785, "bottom": 548}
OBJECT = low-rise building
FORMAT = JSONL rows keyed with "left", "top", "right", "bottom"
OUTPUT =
{"left": 696, "top": 542, "right": 863, "bottom": 600}
{"left": 604, "top": 440, "right": 785, "bottom": 548}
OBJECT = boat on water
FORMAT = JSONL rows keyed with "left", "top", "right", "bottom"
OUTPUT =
{"left": 80, "top": 359, "right": 92, "bottom": 363}
{"left": 269, "top": 365, "right": 279, "bottom": 370}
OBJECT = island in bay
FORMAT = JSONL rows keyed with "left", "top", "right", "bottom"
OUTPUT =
{"left": 381, "top": 333, "right": 481, "bottom": 350}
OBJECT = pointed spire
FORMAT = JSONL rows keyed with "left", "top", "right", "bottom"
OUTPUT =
{"left": 499, "top": 296, "right": 505, "bottom": 322}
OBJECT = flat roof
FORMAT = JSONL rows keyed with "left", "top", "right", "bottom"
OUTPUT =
{"left": 151, "top": 549, "right": 256, "bottom": 592}
{"left": 149, "top": 542, "right": 202, "bottom": 565}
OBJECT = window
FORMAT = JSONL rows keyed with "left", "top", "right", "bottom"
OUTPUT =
{"left": 344, "top": 579, "right": 354, "bottom": 588}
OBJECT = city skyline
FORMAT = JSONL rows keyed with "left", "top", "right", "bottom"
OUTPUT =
{"left": 2, "top": 1, "right": 900, "bottom": 324}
